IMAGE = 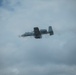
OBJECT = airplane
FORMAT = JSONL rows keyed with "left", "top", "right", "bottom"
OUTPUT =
{"left": 19, "top": 26, "right": 54, "bottom": 39}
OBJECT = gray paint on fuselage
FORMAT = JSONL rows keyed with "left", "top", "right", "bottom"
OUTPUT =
{"left": 40, "top": 29, "right": 48, "bottom": 34}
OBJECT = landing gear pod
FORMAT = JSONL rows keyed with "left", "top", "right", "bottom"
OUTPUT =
{"left": 48, "top": 26, "right": 54, "bottom": 35}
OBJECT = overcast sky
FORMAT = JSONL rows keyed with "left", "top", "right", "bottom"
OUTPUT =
{"left": 0, "top": 0, "right": 76, "bottom": 75}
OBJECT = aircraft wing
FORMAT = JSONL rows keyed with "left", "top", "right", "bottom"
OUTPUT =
{"left": 34, "top": 27, "right": 41, "bottom": 38}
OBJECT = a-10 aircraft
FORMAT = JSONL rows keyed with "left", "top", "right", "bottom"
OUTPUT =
{"left": 19, "top": 26, "right": 54, "bottom": 39}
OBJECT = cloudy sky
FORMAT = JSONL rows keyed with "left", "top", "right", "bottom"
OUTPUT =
{"left": 0, "top": 0, "right": 76, "bottom": 75}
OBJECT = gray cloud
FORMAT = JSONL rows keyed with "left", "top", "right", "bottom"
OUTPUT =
{"left": 0, "top": 0, "right": 76, "bottom": 75}
{"left": 0, "top": 0, "right": 3, "bottom": 6}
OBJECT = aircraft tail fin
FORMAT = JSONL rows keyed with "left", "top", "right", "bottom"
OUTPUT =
{"left": 48, "top": 26, "right": 54, "bottom": 35}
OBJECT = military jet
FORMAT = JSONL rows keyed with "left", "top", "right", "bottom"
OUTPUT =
{"left": 19, "top": 26, "right": 54, "bottom": 39}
